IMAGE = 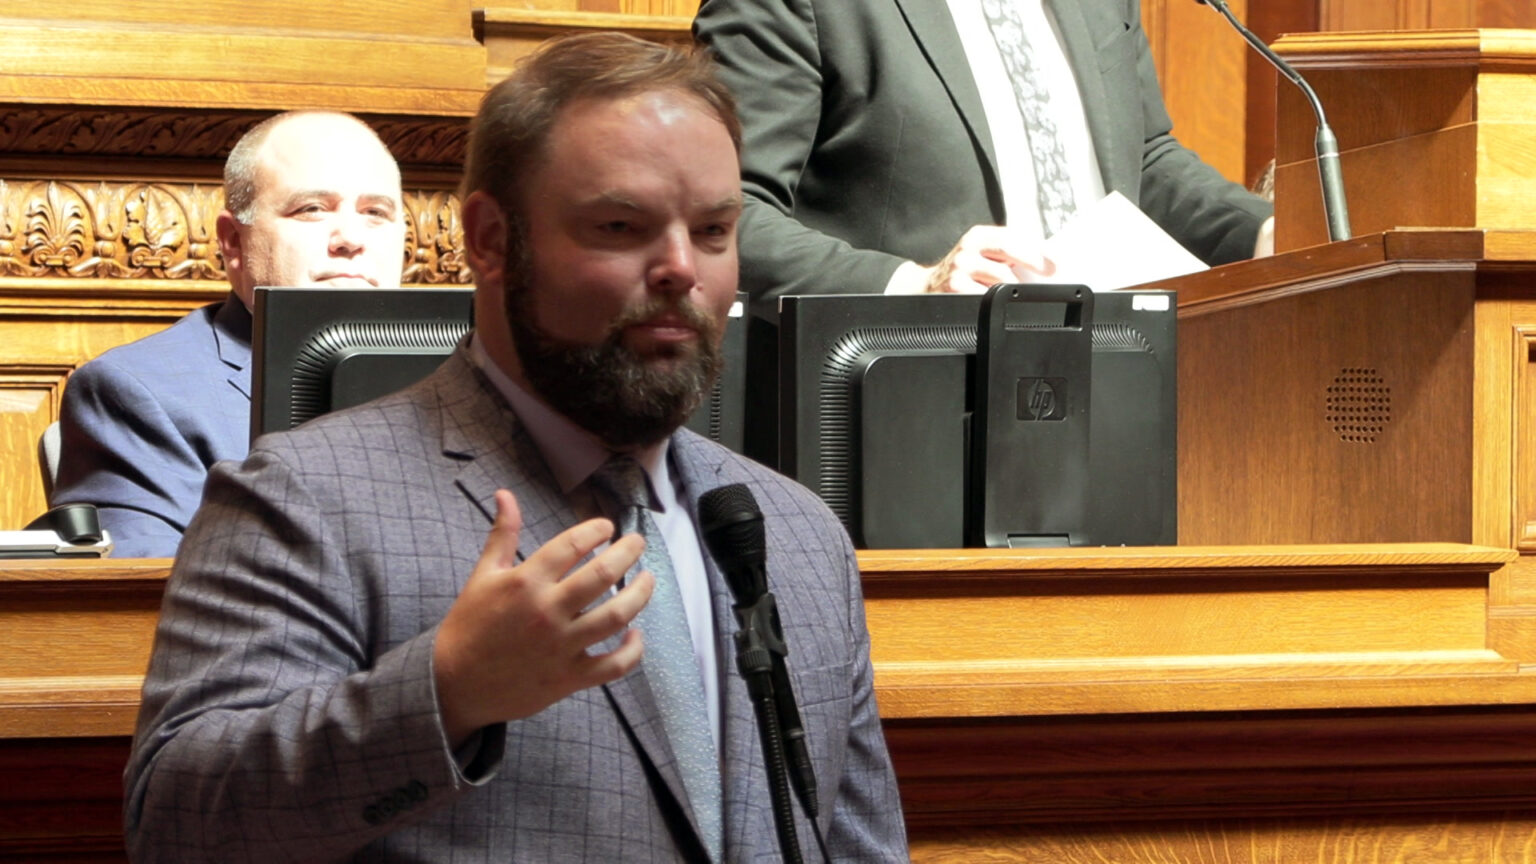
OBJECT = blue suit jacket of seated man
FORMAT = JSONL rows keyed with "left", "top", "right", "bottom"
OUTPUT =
{"left": 50, "top": 294, "right": 251, "bottom": 558}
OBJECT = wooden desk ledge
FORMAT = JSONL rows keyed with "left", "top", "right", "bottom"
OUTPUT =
{"left": 3, "top": 545, "right": 1532, "bottom": 737}
{"left": 856, "top": 543, "right": 1536, "bottom": 718}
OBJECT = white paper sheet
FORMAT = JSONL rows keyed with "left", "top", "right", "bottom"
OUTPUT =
{"left": 1011, "top": 191, "right": 1207, "bottom": 290}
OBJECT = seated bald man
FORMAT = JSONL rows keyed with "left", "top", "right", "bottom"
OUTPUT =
{"left": 49, "top": 110, "right": 406, "bottom": 558}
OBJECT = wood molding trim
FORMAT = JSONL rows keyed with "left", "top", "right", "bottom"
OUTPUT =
{"left": 0, "top": 105, "right": 471, "bottom": 171}
{"left": 475, "top": 7, "right": 692, "bottom": 86}
{"left": 0, "top": 25, "right": 486, "bottom": 115}
{"left": 1515, "top": 325, "right": 1536, "bottom": 551}
{"left": 1277, "top": 27, "right": 1536, "bottom": 70}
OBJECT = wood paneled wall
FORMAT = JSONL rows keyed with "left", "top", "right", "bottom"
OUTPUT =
{"left": 12, "top": 0, "right": 1536, "bottom": 530}
{"left": 1321, "top": 0, "right": 1536, "bottom": 30}
{"left": 1153, "top": 0, "right": 1536, "bottom": 191}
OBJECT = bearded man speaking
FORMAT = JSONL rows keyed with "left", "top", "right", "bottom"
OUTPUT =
{"left": 121, "top": 32, "right": 908, "bottom": 864}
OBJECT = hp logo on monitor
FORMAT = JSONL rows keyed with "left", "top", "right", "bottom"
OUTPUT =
{"left": 1016, "top": 377, "right": 1067, "bottom": 421}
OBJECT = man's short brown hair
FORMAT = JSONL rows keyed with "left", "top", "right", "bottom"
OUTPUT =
{"left": 460, "top": 32, "right": 742, "bottom": 220}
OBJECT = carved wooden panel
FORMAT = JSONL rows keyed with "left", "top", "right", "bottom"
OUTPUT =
{"left": 0, "top": 179, "right": 469, "bottom": 285}
{"left": 0, "top": 180, "right": 221, "bottom": 282}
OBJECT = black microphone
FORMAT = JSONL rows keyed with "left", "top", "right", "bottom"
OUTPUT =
{"left": 698, "top": 484, "right": 820, "bottom": 820}
{"left": 1196, "top": 0, "right": 1351, "bottom": 242}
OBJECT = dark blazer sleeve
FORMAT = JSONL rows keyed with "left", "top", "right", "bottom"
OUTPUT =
{"left": 51, "top": 356, "right": 208, "bottom": 558}
{"left": 1108, "top": 1, "right": 1272, "bottom": 264}
{"left": 695, "top": 0, "right": 913, "bottom": 301}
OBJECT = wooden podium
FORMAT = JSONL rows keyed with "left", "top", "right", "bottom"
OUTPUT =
{"left": 1169, "top": 227, "right": 1536, "bottom": 558}
{"left": 1270, "top": 30, "right": 1536, "bottom": 254}
{"left": 1172, "top": 28, "right": 1536, "bottom": 556}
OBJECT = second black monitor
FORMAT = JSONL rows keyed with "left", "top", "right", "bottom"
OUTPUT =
{"left": 775, "top": 288, "right": 1177, "bottom": 549}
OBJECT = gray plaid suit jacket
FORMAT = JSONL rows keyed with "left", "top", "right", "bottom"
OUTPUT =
{"left": 123, "top": 345, "right": 907, "bottom": 862}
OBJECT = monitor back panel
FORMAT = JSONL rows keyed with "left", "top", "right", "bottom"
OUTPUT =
{"left": 776, "top": 290, "right": 1176, "bottom": 548}
{"left": 252, "top": 287, "right": 747, "bottom": 452}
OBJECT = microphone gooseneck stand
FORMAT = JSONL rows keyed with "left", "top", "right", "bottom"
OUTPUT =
{"left": 732, "top": 583, "right": 803, "bottom": 864}
{"left": 1197, "top": 0, "right": 1352, "bottom": 241}
{"left": 699, "top": 484, "right": 830, "bottom": 864}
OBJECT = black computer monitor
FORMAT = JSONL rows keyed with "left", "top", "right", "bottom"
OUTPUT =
{"left": 773, "top": 288, "right": 1177, "bottom": 549}
{"left": 251, "top": 286, "right": 748, "bottom": 452}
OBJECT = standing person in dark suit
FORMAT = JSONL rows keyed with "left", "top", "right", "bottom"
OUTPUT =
{"left": 693, "top": 0, "right": 1274, "bottom": 300}
{"left": 123, "top": 33, "right": 907, "bottom": 863}
{"left": 49, "top": 110, "right": 405, "bottom": 557}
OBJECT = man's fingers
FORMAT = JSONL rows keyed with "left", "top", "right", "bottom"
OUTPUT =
{"left": 955, "top": 224, "right": 1049, "bottom": 282}
{"left": 963, "top": 257, "right": 1018, "bottom": 290}
{"left": 928, "top": 225, "right": 1052, "bottom": 294}
{"left": 568, "top": 568, "right": 654, "bottom": 647}
{"left": 475, "top": 489, "right": 524, "bottom": 572}
{"left": 551, "top": 532, "right": 646, "bottom": 617}
{"left": 572, "top": 627, "right": 647, "bottom": 690}
{"left": 519, "top": 516, "right": 616, "bottom": 586}
{"left": 988, "top": 246, "right": 1050, "bottom": 277}
{"left": 1011, "top": 255, "right": 1057, "bottom": 279}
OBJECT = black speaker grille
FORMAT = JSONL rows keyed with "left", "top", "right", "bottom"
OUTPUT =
{"left": 1325, "top": 367, "right": 1391, "bottom": 443}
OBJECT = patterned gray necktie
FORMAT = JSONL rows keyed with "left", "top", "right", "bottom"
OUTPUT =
{"left": 980, "top": 0, "right": 1078, "bottom": 236}
{"left": 590, "top": 456, "right": 723, "bottom": 862}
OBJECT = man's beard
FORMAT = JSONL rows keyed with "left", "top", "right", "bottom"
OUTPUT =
{"left": 505, "top": 269, "right": 724, "bottom": 450}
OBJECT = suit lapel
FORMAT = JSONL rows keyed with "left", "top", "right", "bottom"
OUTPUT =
{"left": 1047, "top": 0, "right": 1126, "bottom": 193}
{"left": 213, "top": 295, "right": 253, "bottom": 399}
{"left": 438, "top": 358, "right": 710, "bottom": 854}
{"left": 891, "top": 0, "right": 1002, "bottom": 203}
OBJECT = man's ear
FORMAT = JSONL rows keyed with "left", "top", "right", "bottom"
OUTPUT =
{"left": 462, "top": 191, "right": 508, "bottom": 289}
{"left": 215, "top": 210, "right": 253, "bottom": 309}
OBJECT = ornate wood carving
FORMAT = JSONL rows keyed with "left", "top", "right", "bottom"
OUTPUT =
{"left": 0, "top": 178, "right": 469, "bottom": 285}
{"left": 402, "top": 189, "right": 470, "bottom": 285}
{"left": 0, "top": 106, "right": 467, "bottom": 168}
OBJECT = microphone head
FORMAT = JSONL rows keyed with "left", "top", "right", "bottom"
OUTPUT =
{"left": 699, "top": 483, "right": 767, "bottom": 602}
